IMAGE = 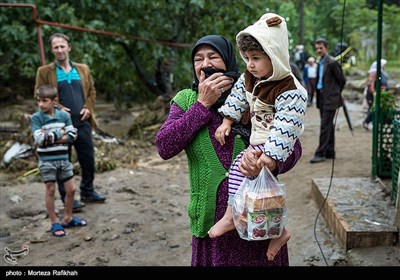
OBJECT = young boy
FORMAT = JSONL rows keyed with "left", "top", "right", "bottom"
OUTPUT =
{"left": 31, "top": 84, "right": 88, "bottom": 237}
{"left": 208, "top": 13, "right": 307, "bottom": 261}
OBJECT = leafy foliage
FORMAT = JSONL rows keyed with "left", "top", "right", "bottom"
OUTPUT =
{"left": 371, "top": 89, "right": 396, "bottom": 112}
{"left": 0, "top": 0, "right": 399, "bottom": 107}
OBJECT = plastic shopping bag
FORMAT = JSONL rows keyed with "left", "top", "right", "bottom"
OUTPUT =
{"left": 232, "top": 167, "right": 287, "bottom": 241}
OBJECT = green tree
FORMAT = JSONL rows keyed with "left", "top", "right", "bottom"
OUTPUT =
{"left": 1, "top": 0, "right": 399, "bottom": 107}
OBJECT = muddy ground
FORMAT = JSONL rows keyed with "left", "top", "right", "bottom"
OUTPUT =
{"left": 1, "top": 73, "right": 400, "bottom": 270}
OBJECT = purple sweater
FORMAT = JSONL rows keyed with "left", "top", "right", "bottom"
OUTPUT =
{"left": 156, "top": 100, "right": 302, "bottom": 266}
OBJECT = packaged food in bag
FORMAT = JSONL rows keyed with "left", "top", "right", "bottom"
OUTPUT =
{"left": 232, "top": 167, "right": 288, "bottom": 241}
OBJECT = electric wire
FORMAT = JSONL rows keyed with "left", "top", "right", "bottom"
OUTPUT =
{"left": 312, "top": 0, "right": 347, "bottom": 267}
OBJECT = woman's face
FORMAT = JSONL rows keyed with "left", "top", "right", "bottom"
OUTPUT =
{"left": 193, "top": 45, "right": 226, "bottom": 79}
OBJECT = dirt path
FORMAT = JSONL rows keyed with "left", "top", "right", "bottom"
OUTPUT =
{"left": 0, "top": 100, "right": 394, "bottom": 267}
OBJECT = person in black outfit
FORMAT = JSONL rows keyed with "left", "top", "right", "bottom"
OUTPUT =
{"left": 310, "top": 38, "right": 346, "bottom": 163}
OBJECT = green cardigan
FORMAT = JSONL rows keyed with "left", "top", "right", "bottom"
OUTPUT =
{"left": 173, "top": 89, "right": 245, "bottom": 237}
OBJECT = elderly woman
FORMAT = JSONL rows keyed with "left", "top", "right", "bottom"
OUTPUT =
{"left": 155, "top": 34, "right": 302, "bottom": 266}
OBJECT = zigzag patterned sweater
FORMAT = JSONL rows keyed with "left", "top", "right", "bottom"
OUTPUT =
{"left": 220, "top": 73, "right": 307, "bottom": 161}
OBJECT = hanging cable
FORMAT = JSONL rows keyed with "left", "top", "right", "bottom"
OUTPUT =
{"left": 313, "top": 0, "right": 347, "bottom": 267}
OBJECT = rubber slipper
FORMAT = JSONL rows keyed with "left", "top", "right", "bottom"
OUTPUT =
{"left": 62, "top": 216, "right": 87, "bottom": 228}
{"left": 51, "top": 223, "right": 66, "bottom": 237}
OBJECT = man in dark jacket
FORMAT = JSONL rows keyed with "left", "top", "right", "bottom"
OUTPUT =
{"left": 310, "top": 38, "right": 346, "bottom": 163}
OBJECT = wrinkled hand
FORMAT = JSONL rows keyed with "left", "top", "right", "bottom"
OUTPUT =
{"left": 256, "top": 153, "right": 277, "bottom": 171}
{"left": 197, "top": 71, "right": 233, "bottom": 109}
{"left": 80, "top": 108, "right": 91, "bottom": 121}
{"left": 238, "top": 147, "right": 263, "bottom": 177}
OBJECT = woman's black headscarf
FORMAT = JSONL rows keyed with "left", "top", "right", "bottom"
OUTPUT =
{"left": 191, "top": 35, "right": 241, "bottom": 111}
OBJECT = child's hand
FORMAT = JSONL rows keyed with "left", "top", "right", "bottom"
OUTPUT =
{"left": 215, "top": 124, "right": 231, "bottom": 145}
{"left": 256, "top": 153, "right": 277, "bottom": 172}
{"left": 215, "top": 117, "right": 234, "bottom": 145}
{"left": 42, "top": 132, "right": 52, "bottom": 147}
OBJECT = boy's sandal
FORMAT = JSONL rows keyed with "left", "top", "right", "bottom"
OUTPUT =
{"left": 51, "top": 223, "right": 66, "bottom": 237}
{"left": 62, "top": 216, "right": 88, "bottom": 228}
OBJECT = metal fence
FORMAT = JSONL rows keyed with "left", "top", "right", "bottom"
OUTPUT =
{"left": 376, "top": 111, "right": 400, "bottom": 179}
{"left": 392, "top": 118, "right": 400, "bottom": 201}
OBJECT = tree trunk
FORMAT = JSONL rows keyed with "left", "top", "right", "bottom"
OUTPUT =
{"left": 298, "top": 0, "right": 305, "bottom": 45}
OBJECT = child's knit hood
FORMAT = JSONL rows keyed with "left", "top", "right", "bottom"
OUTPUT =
{"left": 236, "top": 13, "right": 291, "bottom": 81}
